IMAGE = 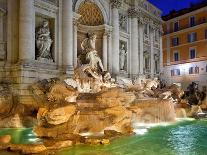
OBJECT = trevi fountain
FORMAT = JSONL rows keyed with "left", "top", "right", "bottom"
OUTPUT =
{"left": 0, "top": 0, "right": 207, "bottom": 155}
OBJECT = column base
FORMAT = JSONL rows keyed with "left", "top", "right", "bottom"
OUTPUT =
{"left": 138, "top": 73, "right": 145, "bottom": 79}
{"left": 62, "top": 65, "right": 74, "bottom": 76}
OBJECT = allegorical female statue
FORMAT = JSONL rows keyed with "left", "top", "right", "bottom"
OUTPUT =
{"left": 36, "top": 20, "right": 53, "bottom": 61}
{"left": 119, "top": 43, "right": 127, "bottom": 70}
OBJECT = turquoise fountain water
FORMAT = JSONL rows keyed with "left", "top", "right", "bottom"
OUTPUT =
{"left": 0, "top": 120, "right": 207, "bottom": 155}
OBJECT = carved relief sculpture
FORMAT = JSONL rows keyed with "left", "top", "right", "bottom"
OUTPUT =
{"left": 119, "top": 14, "right": 127, "bottom": 31}
{"left": 36, "top": 21, "right": 53, "bottom": 62}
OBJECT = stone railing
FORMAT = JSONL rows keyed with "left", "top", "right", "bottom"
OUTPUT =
{"left": 139, "top": 0, "right": 162, "bottom": 18}
{"left": 0, "top": 41, "right": 6, "bottom": 61}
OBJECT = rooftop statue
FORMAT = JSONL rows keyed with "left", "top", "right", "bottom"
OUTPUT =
{"left": 36, "top": 21, "right": 53, "bottom": 62}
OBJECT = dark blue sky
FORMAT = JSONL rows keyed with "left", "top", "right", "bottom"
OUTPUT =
{"left": 148, "top": 0, "right": 202, "bottom": 15}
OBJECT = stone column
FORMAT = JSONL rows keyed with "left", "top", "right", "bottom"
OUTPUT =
{"left": 0, "top": 10, "right": 5, "bottom": 61}
{"left": 0, "top": 11, "right": 4, "bottom": 41}
{"left": 103, "top": 31, "right": 108, "bottom": 70}
{"left": 138, "top": 18, "right": 144, "bottom": 76}
{"left": 19, "top": 0, "right": 35, "bottom": 61}
{"left": 110, "top": 0, "right": 121, "bottom": 75}
{"left": 108, "top": 31, "right": 112, "bottom": 72}
{"left": 150, "top": 25, "right": 155, "bottom": 78}
{"left": 159, "top": 30, "right": 163, "bottom": 73}
{"left": 73, "top": 21, "right": 78, "bottom": 68}
{"left": 166, "top": 23, "right": 171, "bottom": 65}
{"left": 62, "top": 0, "right": 73, "bottom": 72}
{"left": 129, "top": 8, "right": 139, "bottom": 77}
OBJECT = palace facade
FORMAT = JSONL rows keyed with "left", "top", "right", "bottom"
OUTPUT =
{"left": 162, "top": 2, "right": 207, "bottom": 90}
{"left": 0, "top": 0, "right": 162, "bottom": 104}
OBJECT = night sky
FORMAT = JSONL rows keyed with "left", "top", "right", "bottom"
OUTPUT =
{"left": 148, "top": 0, "right": 203, "bottom": 15}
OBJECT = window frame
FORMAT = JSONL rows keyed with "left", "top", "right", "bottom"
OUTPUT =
{"left": 172, "top": 37, "right": 179, "bottom": 46}
{"left": 188, "top": 32, "right": 197, "bottom": 42}
{"left": 173, "top": 21, "right": 179, "bottom": 32}
{"left": 189, "top": 47, "right": 197, "bottom": 59}
{"left": 173, "top": 51, "right": 180, "bottom": 61}
{"left": 189, "top": 16, "right": 196, "bottom": 27}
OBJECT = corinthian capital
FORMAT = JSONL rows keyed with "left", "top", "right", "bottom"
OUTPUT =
{"left": 110, "top": 0, "right": 122, "bottom": 9}
{"left": 128, "top": 8, "right": 140, "bottom": 18}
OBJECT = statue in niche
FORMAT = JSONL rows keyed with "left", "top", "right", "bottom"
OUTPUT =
{"left": 36, "top": 20, "right": 53, "bottom": 62}
{"left": 80, "top": 33, "right": 105, "bottom": 72}
{"left": 119, "top": 43, "right": 127, "bottom": 71}
{"left": 75, "top": 33, "right": 112, "bottom": 92}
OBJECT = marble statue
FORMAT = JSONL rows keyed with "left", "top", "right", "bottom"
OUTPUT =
{"left": 79, "top": 33, "right": 105, "bottom": 75}
{"left": 119, "top": 43, "right": 127, "bottom": 70}
{"left": 74, "top": 33, "right": 114, "bottom": 93}
{"left": 36, "top": 21, "right": 53, "bottom": 61}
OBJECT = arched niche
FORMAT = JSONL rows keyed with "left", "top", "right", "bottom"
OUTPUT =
{"left": 75, "top": 0, "right": 108, "bottom": 24}
{"left": 75, "top": 0, "right": 109, "bottom": 61}
{"left": 78, "top": 1, "right": 104, "bottom": 26}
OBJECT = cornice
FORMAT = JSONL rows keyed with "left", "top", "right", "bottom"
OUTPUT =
{"left": 165, "top": 6, "right": 207, "bottom": 23}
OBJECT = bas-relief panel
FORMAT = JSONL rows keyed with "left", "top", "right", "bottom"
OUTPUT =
{"left": 119, "top": 13, "right": 128, "bottom": 32}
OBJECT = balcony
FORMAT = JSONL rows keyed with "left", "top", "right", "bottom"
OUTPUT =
{"left": 164, "top": 18, "right": 207, "bottom": 35}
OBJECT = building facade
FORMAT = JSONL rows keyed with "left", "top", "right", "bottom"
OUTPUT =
{"left": 0, "top": 0, "right": 162, "bottom": 104}
{"left": 162, "top": 2, "right": 207, "bottom": 90}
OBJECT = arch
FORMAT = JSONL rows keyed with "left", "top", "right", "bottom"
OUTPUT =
{"left": 75, "top": 0, "right": 108, "bottom": 25}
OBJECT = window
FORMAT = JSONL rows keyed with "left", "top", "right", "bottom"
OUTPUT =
{"left": 188, "top": 32, "right": 197, "bottom": 42}
{"left": 195, "top": 66, "right": 199, "bottom": 74}
{"left": 190, "top": 48, "right": 196, "bottom": 59}
{"left": 189, "top": 66, "right": 199, "bottom": 74}
{"left": 175, "top": 69, "right": 181, "bottom": 75}
{"left": 189, "top": 16, "right": 195, "bottom": 27}
{"left": 172, "top": 37, "right": 179, "bottom": 46}
{"left": 174, "top": 52, "right": 179, "bottom": 61}
{"left": 174, "top": 22, "right": 179, "bottom": 32}
{"left": 171, "top": 69, "right": 180, "bottom": 76}
{"left": 189, "top": 67, "right": 194, "bottom": 74}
